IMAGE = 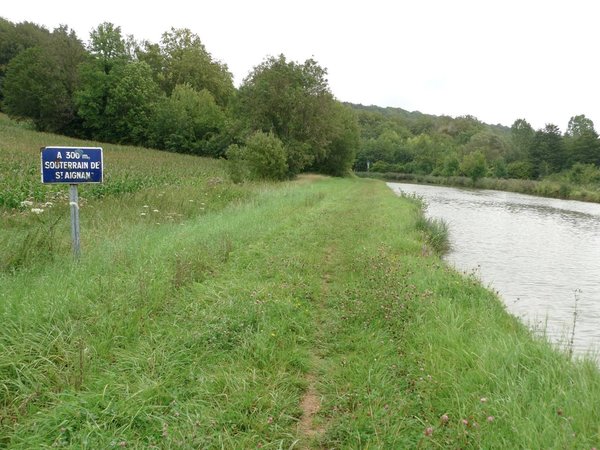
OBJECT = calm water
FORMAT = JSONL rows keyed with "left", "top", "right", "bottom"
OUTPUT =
{"left": 388, "top": 182, "right": 600, "bottom": 358}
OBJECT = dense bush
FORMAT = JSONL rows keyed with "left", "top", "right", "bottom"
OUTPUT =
{"left": 226, "top": 131, "right": 288, "bottom": 182}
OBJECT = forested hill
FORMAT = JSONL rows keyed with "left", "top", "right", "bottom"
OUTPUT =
{"left": 346, "top": 102, "right": 511, "bottom": 134}
{"left": 346, "top": 101, "right": 600, "bottom": 187}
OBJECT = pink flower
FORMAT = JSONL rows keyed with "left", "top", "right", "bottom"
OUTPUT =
{"left": 487, "top": 416, "right": 495, "bottom": 422}
{"left": 462, "top": 419, "right": 469, "bottom": 426}
{"left": 424, "top": 427, "right": 433, "bottom": 436}
{"left": 440, "top": 414, "right": 449, "bottom": 424}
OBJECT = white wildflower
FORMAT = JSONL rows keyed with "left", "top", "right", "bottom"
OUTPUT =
{"left": 20, "top": 200, "right": 34, "bottom": 207}
{"left": 31, "top": 208, "right": 44, "bottom": 214}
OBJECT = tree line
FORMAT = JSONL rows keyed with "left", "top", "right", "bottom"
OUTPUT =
{"left": 2, "top": 17, "right": 599, "bottom": 184}
{"left": 0, "top": 18, "right": 359, "bottom": 179}
{"left": 350, "top": 105, "right": 600, "bottom": 185}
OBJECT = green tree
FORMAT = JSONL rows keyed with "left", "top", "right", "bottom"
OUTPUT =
{"left": 88, "top": 22, "right": 128, "bottom": 74}
{"left": 437, "top": 152, "right": 460, "bottom": 177}
{"left": 460, "top": 150, "right": 487, "bottom": 182}
{"left": 0, "top": 19, "right": 51, "bottom": 103}
{"left": 510, "top": 118, "right": 535, "bottom": 162}
{"left": 529, "top": 124, "right": 566, "bottom": 177}
{"left": 2, "top": 26, "right": 86, "bottom": 133}
{"left": 75, "top": 59, "right": 114, "bottom": 139}
{"left": 357, "top": 130, "right": 404, "bottom": 171}
{"left": 150, "top": 83, "right": 225, "bottom": 155}
{"left": 236, "top": 54, "right": 338, "bottom": 176}
{"left": 104, "top": 62, "right": 161, "bottom": 144}
{"left": 317, "top": 102, "right": 360, "bottom": 176}
{"left": 75, "top": 23, "right": 130, "bottom": 139}
{"left": 565, "top": 114, "right": 600, "bottom": 166}
{"left": 465, "top": 130, "right": 508, "bottom": 163}
{"left": 405, "top": 134, "right": 451, "bottom": 174}
{"left": 160, "top": 28, "right": 233, "bottom": 104}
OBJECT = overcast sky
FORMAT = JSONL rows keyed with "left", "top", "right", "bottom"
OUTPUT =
{"left": 3, "top": 0, "right": 599, "bottom": 131}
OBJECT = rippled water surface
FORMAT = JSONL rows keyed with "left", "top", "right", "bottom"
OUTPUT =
{"left": 388, "top": 182, "right": 600, "bottom": 358}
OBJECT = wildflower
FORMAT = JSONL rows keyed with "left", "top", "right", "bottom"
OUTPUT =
{"left": 31, "top": 208, "right": 44, "bottom": 214}
{"left": 487, "top": 416, "right": 495, "bottom": 422}
{"left": 480, "top": 397, "right": 488, "bottom": 403}
{"left": 143, "top": 205, "right": 149, "bottom": 208}
{"left": 462, "top": 419, "right": 469, "bottom": 426}
{"left": 424, "top": 427, "right": 433, "bottom": 436}
{"left": 20, "top": 200, "right": 33, "bottom": 207}
{"left": 267, "top": 416, "right": 273, "bottom": 424}
{"left": 440, "top": 414, "right": 449, "bottom": 424}
{"left": 44, "top": 202, "right": 54, "bottom": 207}
{"left": 140, "top": 213, "right": 147, "bottom": 216}
{"left": 153, "top": 209, "right": 159, "bottom": 213}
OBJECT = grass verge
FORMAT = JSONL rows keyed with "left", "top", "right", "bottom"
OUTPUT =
{"left": 1, "top": 176, "right": 599, "bottom": 448}
{"left": 1, "top": 115, "right": 599, "bottom": 447}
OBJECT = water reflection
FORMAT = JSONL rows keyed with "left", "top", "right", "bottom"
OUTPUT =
{"left": 388, "top": 182, "right": 600, "bottom": 359}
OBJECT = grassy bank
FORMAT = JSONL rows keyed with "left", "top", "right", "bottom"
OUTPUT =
{"left": 2, "top": 118, "right": 600, "bottom": 448}
{"left": 357, "top": 171, "right": 600, "bottom": 203}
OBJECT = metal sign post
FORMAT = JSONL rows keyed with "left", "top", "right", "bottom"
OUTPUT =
{"left": 41, "top": 146, "right": 103, "bottom": 260}
{"left": 69, "top": 184, "right": 81, "bottom": 260}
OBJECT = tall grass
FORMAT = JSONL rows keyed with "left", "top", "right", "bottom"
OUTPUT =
{"left": 2, "top": 115, "right": 600, "bottom": 447}
{"left": 0, "top": 113, "right": 242, "bottom": 273}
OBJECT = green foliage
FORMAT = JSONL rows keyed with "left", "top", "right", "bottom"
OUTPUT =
{"left": 437, "top": 153, "right": 460, "bottom": 176}
{"left": 88, "top": 22, "right": 128, "bottom": 73}
{"left": 460, "top": 150, "right": 487, "bottom": 182}
{"left": 150, "top": 83, "right": 225, "bottom": 155}
{"left": 105, "top": 62, "right": 161, "bottom": 144}
{"left": 226, "top": 131, "right": 288, "bottom": 181}
{"left": 510, "top": 118, "right": 535, "bottom": 161}
{"left": 159, "top": 28, "right": 234, "bottom": 105}
{"left": 564, "top": 163, "right": 600, "bottom": 186}
{"left": 0, "top": 18, "right": 51, "bottom": 103}
{"left": 314, "top": 102, "right": 360, "bottom": 176}
{"left": 565, "top": 115, "right": 600, "bottom": 166}
{"left": 465, "top": 130, "right": 509, "bottom": 162}
{"left": 76, "top": 61, "right": 160, "bottom": 144}
{"left": 506, "top": 160, "right": 534, "bottom": 179}
{"left": 529, "top": 124, "right": 567, "bottom": 177}
{"left": 2, "top": 28, "right": 85, "bottom": 133}
{"left": 236, "top": 55, "right": 338, "bottom": 175}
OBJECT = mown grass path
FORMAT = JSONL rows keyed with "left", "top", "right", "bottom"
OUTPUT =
{"left": 2, "top": 176, "right": 600, "bottom": 448}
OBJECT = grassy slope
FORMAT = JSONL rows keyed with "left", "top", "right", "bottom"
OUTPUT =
{"left": 1, "top": 117, "right": 600, "bottom": 448}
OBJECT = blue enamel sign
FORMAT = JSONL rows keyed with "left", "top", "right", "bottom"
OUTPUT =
{"left": 41, "top": 147, "right": 103, "bottom": 183}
